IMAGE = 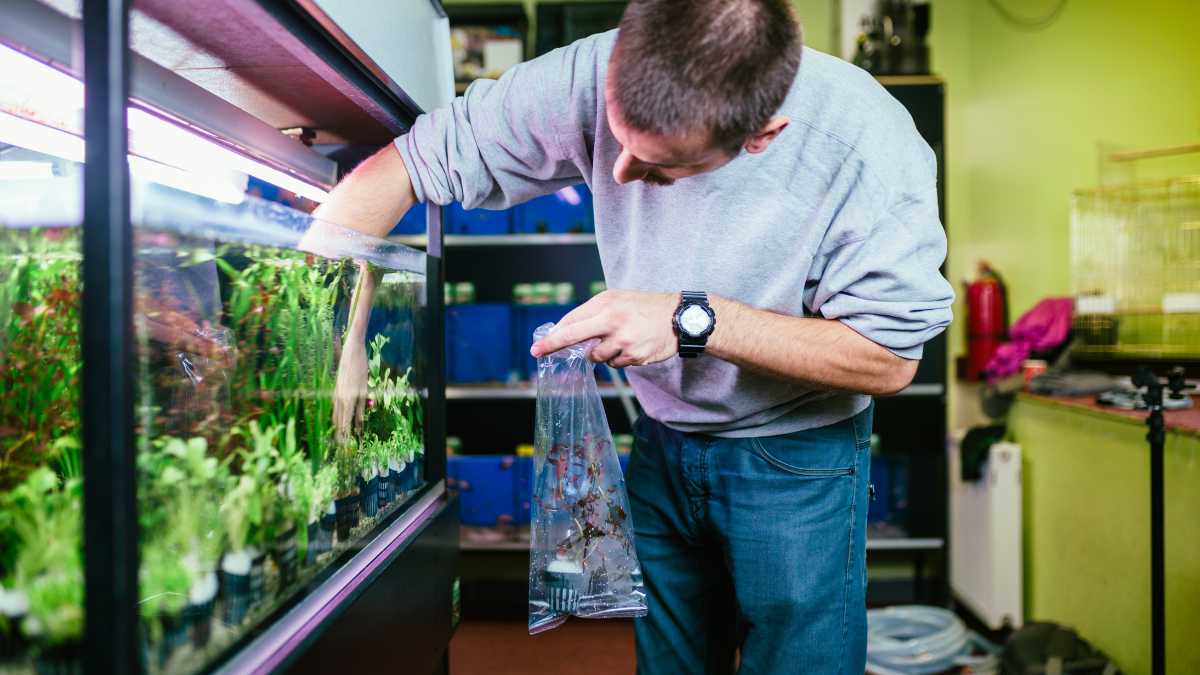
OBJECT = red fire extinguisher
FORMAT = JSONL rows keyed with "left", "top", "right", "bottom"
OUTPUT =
{"left": 965, "top": 261, "right": 1007, "bottom": 382}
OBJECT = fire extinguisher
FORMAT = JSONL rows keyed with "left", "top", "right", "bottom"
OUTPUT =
{"left": 965, "top": 262, "right": 1007, "bottom": 382}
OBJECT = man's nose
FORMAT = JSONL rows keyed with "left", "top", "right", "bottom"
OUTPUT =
{"left": 612, "top": 149, "right": 648, "bottom": 185}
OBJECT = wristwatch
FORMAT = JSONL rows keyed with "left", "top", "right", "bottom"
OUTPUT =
{"left": 673, "top": 291, "right": 716, "bottom": 358}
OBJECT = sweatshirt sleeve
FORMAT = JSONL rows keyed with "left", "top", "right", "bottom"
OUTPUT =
{"left": 808, "top": 185, "right": 955, "bottom": 360}
{"left": 394, "top": 32, "right": 608, "bottom": 210}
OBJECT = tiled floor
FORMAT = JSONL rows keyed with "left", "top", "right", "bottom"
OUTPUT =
{"left": 450, "top": 618, "right": 636, "bottom": 675}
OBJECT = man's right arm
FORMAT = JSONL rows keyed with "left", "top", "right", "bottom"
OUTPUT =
{"left": 312, "top": 144, "right": 417, "bottom": 239}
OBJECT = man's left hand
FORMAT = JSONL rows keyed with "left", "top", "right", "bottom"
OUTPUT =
{"left": 530, "top": 290, "right": 680, "bottom": 368}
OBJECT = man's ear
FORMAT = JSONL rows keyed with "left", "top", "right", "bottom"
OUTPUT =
{"left": 743, "top": 117, "right": 789, "bottom": 154}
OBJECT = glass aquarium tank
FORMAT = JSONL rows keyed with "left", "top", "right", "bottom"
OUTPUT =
{"left": 1, "top": 153, "right": 430, "bottom": 674}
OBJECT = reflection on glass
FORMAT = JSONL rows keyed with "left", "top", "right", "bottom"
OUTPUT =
{"left": 133, "top": 185, "right": 426, "bottom": 674}
{"left": 0, "top": 150, "right": 84, "bottom": 673}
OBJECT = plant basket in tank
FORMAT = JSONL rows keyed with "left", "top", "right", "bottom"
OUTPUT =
{"left": 377, "top": 465, "right": 391, "bottom": 508}
{"left": 220, "top": 549, "right": 254, "bottom": 626}
{"left": 334, "top": 490, "right": 360, "bottom": 543}
{"left": 271, "top": 526, "right": 298, "bottom": 592}
{"left": 184, "top": 571, "right": 218, "bottom": 647}
{"left": 0, "top": 587, "right": 30, "bottom": 661}
{"left": 317, "top": 501, "right": 336, "bottom": 555}
{"left": 248, "top": 547, "right": 267, "bottom": 606}
{"left": 362, "top": 470, "right": 379, "bottom": 518}
{"left": 32, "top": 640, "right": 82, "bottom": 675}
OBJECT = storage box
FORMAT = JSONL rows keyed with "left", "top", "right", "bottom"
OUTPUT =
{"left": 867, "top": 455, "right": 909, "bottom": 533}
{"left": 391, "top": 203, "right": 426, "bottom": 235}
{"left": 513, "top": 303, "right": 576, "bottom": 381}
{"left": 447, "top": 304, "right": 514, "bottom": 383}
{"left": 515, "top": 184, "right": 593, "bottom": 233}
{"left": 449, "top": 456, "right": 518, "bottom": 527}
{"left": 446, "top": 201, "right": 512, "bottom": 235}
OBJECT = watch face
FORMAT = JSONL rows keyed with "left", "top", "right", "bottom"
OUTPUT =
{"left": 678, "top": 304, "right": 712, "bottom": 337}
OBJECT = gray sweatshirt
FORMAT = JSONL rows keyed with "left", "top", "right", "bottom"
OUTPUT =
{"left": 395, "top": 31, "right": 954, "bottom": 438}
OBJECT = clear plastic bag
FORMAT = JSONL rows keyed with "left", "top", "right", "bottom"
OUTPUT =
{"left": 528, "top": 322, "right": 647, "bottom": 634}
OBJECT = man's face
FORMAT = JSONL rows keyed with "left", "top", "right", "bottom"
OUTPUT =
{"left": 604, "top": 81, "right": 737, "bottom": 187}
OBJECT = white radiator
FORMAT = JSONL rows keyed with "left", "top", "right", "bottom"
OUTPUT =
{"left": 948, "top": 437, "right": 1024, "bottom": 629}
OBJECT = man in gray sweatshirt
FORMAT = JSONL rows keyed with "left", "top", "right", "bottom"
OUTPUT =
{"left": 321, "top": 0, "right": 953, "bottom": 670}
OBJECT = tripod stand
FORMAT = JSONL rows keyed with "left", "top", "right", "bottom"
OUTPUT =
{"left": 1132, "top": 366, "right": 1194, "bottom": 675}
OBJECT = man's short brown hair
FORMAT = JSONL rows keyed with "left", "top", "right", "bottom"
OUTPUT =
{"left": 610, "top": 0, "right": 803, "bottom": 154}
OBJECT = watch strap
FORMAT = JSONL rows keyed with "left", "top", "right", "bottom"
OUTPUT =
{"left": 676, "top": 291, "right": 712, "bottom": 359}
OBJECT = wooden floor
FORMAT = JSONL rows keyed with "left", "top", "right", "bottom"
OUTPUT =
{"left": 450, "top": 617, "right": 637, "bottom": 675}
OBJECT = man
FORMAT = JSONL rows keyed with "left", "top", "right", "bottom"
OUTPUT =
{"left": 321, "top": 0, "right": 953, "bottom": 671}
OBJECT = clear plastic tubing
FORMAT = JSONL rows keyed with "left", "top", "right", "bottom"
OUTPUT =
{"left": 865, "top": 606, "right": 1001, "bottom": 675}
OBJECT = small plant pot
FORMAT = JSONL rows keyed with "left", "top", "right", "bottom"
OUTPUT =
{"left": 221, "top": 550, "right": 255, "bottom": 625}
{"left": 151, "top": 612, "right": 187, "bottom": 668}
{"left": 184, "top": 598, "right": 214, "bottom": 647}
{"left": 304, "top": 521, "right": 320, "bottom": 568}
{"left": 272, "top": 527, "right": 298, "bottom": 592}
{"left": 33, "top": 640, "right": 82, "bottom": 675}
{"left": 400, "top": 459, "right": 419, "bottom": 492}
{"left": 542, "top": 560, "right": 583, "bottom": 614}
{"left": 249, "top": 549, "right": 267, "bottom": 606}
{"left": 390, "top": 463, "right": 404, "bottom": 497}
{"left": 0, "top": 615, "right": 29, "bottom": 660}
{"left": 363, "top": 476, "right": 380, "bottom": 517}
{"left": 334, "top": 493, "right": 359, "bottom": 543}
{"left": 377, "top": 469, "right": 391, "bottom": 509}
{"left": 318, "top": 511, "right": 336, "bottom": 554}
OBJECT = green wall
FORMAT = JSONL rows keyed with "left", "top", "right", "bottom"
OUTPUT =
{"left": 1008, "top": 398, "right": 1200, "bottom": 675}
{"left": 930, "top": 0, "right": 1200, "bottom": 356}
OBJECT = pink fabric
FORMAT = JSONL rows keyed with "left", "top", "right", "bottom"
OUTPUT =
{"left": 983, "top": 297, "right": 1074, "bottom": 383}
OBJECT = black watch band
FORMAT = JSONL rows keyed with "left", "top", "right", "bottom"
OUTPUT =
{"left": 673, "top": 291, "right": 715, "bottom": 359}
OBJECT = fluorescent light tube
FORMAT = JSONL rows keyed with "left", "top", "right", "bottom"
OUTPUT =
{"left": 128, "top": 156, "right": 245, "bottom": 205}
{"left": 0, "top": 43, "right": 83, "bottom": 109}
{"left": 0, "top": 162, "right": 56, "bottom": 180}
{"left": 0, "top": 44, "right": 329, "bottom": 203}
{"left": 0, "top": 111, "right": 84, "bottom": 162}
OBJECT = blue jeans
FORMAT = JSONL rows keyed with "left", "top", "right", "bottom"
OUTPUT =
{"left": 626, "top": 404, "right": 873, "bottom": 675}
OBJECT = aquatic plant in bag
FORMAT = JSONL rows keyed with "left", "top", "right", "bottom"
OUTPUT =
{"left": 528, "top": 322, "right": 646, "bottom": 633}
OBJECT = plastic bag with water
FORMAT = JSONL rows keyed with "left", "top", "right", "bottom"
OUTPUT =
{"left": 528, "top": 322, "right": 647, "bottom": 634}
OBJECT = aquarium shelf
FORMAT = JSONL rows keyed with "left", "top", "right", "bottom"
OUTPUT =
{"left": 389, "top": 233, "right": 597, "bottom": 247}
{"left": 892, "top": 383, "right": 944, "bottom": 396}
{"left": 865, "top": 537, "right": 944, "bottom": 550}
{"left": 447, "top": 384, "right": 625, "bottom": 399}
{"left": 457, "top": 537, "right": 944, "bottom": 552}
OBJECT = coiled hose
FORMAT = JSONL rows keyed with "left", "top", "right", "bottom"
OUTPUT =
{"left": 866, "top": 606, "right": 1002, "bottom": 675}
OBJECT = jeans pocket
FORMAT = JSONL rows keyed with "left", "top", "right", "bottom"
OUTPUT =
{"left": 749, "top": 437, "right": 857, "bottom": 477}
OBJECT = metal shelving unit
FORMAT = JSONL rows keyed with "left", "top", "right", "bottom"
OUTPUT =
{"left": 390, "top": 232, "right": 597, "bottom": 247}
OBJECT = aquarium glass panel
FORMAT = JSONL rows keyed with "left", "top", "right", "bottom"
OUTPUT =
{"left": 132, "top": 182, "right": 427, "bottom": 674}
{"left": 0, "top": 148, "right": 85, "bottom": 672}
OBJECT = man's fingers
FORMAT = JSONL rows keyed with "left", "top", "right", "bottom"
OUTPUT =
{"left": 144, "top": 321, "right": 216, "bottom": 358}
{"left": 530, "top": 315, "right": 608, "bottom": 357}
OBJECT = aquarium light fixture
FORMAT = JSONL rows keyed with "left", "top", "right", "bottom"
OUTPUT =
{"left": 0, "top": 162, "right": 56, "bottom": 180}
{"left": 0, "top": 111, "right": 244, "bottom": 205}
{"left": 0, "top": 44, "right": 329, "bottom": 203}
{"left": 0, "top": 112, "right": 84, "bottom": 162}
{"left": 129, "top": 156, "right": 245, "bottom": 205}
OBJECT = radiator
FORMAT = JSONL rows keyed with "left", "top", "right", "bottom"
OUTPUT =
{"left": 948, "top": 437, "right": 1024, "bottom": 629}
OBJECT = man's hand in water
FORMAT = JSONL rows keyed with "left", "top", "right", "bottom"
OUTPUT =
{"left": 137, "top": 295, "right": 228, "bottom": 362}
{"left": 332, "top": 262, "right": 382, "bottom": 440}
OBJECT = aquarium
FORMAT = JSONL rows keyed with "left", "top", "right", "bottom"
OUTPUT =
{"left": 1, "top": 147, "right": 430, "bottom": 673}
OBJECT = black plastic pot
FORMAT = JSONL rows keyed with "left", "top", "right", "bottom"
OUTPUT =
{"left": 377, "top": 470, "right": 391, "bottom": 508}
{"left": 390, "top": 466, "right": 403, "bottom": 497}
{"left": 33, "top": 640, "right": 82, "bottom": 675}
{"left": 249, "top": 550, "right": 267, "bottom": 605}
{"left": 304, "top": 520, "right": 320, "bottom": 568}
{"left": 334, "top": 492, "right": 360, "bottom": 543}
{"left": 0, "top": 616, "right": 28, "bottom": 660}
{"left": 363, "top": 476, "right": 379, "bottom": 517}
{"left": 149, "top": 612, "right": 187, "bottom": 667}
{"left": 273, "top": 527, "right": 298, "bottom": 591}
{"left": 221, "top": 569, "right": 252, "bottom": 625}
{"left": 184, "top": 598, "right": 214, "bottom": 647}
{"left": 318, "top": 512, "right": 335, "bottom": 554}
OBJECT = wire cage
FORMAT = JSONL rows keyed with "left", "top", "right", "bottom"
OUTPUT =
{"left": 1070, "top": 176, "right": 1200, "bottom": 358}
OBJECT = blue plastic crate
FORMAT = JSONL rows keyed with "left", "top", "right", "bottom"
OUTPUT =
{"left": 619, "top": 454, "right": 629, "bottom": 475}
{"left": 513, "top": 304, "right": 576, "bottom": 381}
{"left": 446, "top": 202, "right": 512, "bottom": 235}
{"left": 867, "top": 456, "right": 891, "bottom": 524}
{"left": 515, "top": 184, "right": 594, "bottom": 234}
{"left": 391, "top": 203, "right": 426, "bottom": 235}
{"left": 449, "top": 456, "right": 518, "bottom": 527}
{"left": 515, "top": 455, "right": 533, "bottom": 525}
{"left": 447, "top": 304, "right": 514, "bottom": 383}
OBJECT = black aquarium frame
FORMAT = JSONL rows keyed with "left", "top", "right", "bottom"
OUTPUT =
{"left": 28, "top": 0, "right": 456, "bottom": 673}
